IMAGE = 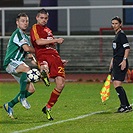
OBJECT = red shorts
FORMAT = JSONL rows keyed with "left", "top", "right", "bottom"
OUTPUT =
{"left": 38, "top": 54, "right": 65, "bottom": 78}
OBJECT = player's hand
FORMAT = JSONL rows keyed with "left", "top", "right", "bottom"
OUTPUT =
{"left": 27, "top": 53, "right": 33, "bottom": 59}
{"left": 27, "top": 54, "right": 37, "bottom": 66}
{"left": 62, "top": 60, "right": 68, "bottom": 66}
{"left": 56, "top": 38, "right": 64, "bottom": 44}
{"left": 109, "top": 68, "right": 112, "bottom": 74}
{"left": 31, "top": 60, "right": 37, "bottom": 66}
{"left": 119, "top": 60, "right": 126, "bottom": 70}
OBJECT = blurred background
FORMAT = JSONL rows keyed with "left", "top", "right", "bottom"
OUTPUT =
{"left": 0, "top": 0, "right": 133, "bottom": 74}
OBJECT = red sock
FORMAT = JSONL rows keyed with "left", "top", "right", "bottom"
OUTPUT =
{"left": 46, "top": 88, "right": 61, "bottom": 108}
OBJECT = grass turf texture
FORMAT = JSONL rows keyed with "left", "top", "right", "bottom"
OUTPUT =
{"left": 0, "top": 82, "right": 133, "bottom": 133}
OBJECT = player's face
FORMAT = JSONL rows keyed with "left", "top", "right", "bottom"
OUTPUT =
{"left": 16, "top": 16, "right": 29, "bottom": 31}
{"left": 111, "top": 20, "right": 122, "bottom": 33}
{"left": 36, "top": 13, "right": 49, "bottom": 26}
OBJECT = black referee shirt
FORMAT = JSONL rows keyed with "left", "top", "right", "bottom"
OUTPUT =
{"left": 112, "top": 30, "right": 130, "bottom": 59}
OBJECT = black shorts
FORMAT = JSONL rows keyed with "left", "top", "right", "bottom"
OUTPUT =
{"left": 112, "top": 58, "right": 128, "bottom": 81}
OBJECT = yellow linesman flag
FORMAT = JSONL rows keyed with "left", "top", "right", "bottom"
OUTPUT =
{"left": 100, "top": 74, "right": 111, "bottom": 102}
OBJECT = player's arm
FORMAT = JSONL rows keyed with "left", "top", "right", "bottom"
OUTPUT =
{"left": 119, "top": 48, "right": 130, "bottom": 70}
{"left": 123, "top": 48, "right": 130, "bottom": 60}
{"left": 119, "top": 33, "right": 130, "bottom": 70}
{"left": 22, "top": 44, "right": 35, "bottom": 53}
{"left": 109, "top": 58, "right": 113, "bottom": 71}
{"left": 30, "top": 25, "right": 64, "bottom": 46}
{"left": 36, "top": 38, "right": 64, "bottom": 45}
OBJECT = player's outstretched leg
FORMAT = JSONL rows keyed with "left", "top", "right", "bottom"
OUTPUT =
{"left": 3, "top": 103, "right": 14, "bottom": 119}
{"left": 20, "top": 98, "right": 31, "bottom": 109}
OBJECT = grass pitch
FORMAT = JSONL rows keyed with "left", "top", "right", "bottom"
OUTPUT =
{"left": 0, "top": 82, "right": 133, "bottom": 133}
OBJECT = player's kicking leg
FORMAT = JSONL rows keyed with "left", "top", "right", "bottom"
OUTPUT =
{"left": 40, "top": 61, "right": 50, "bottom": 86}
{"left": 41, "top": 70, "right": 50, "bottom": 86}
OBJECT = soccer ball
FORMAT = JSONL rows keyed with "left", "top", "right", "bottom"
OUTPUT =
{"left": 27, "top": 68, "right": 41, "bottom": 83}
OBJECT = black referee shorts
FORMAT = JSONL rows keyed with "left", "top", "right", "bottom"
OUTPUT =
{"left": 112, "top": 58, "right": 128, "bottom": 81}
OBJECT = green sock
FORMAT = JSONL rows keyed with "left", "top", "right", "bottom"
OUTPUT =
{"left": 20, "top": 72, "right": 28, "bottom": 99}
{"left": 8, "top": 93, "right": 20, "bottom": 108}
{"left": 25, "top": 90, "right": 33, "bottom": 98}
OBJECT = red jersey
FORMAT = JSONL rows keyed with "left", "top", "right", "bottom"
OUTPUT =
{"left": 30, "top": 24, "right": 65, "bottom": 78}
{"left": 30, "top": 24, "right": 59, "bottom": 60}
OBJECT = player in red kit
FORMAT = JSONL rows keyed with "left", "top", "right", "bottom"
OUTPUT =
{"left": 30, "top": 9, "right": 67, "bottom": 120}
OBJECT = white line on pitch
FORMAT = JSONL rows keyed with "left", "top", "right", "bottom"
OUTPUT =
{"left": 12, "top": 111, "right": 104, "bottom": 133}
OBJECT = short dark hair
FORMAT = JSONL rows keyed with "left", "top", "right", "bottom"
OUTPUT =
{"left": 37, "top": 9, "right": 49, "bottom": 16}
{"left": 111, "top": 16, "right": 122, "bottom": 24}
{"left": 16, "top": 13, "right": 28, "bottom": 21}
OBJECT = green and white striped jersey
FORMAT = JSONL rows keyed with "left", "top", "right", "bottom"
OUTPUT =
{"left": 3, "top": 28, "right": 31, "bottom": 69}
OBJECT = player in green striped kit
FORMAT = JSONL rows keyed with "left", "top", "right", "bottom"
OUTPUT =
{"left": 3, "top": 13, "right": 36, "bottom": 118}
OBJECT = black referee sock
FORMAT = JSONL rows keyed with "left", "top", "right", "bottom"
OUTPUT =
{"left": 121, "top": 87, "right": 130, "bottom": 107}
{"left": 115, "top": 86, "right": 129, "bottom": 107}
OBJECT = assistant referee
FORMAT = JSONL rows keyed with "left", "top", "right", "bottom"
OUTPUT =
{"left": 109, "top": 16, "right": 132, "bottom": 113}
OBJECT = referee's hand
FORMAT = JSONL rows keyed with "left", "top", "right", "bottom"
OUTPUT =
{"left": 119, "top": 60, "right": 126, "bottom": 70}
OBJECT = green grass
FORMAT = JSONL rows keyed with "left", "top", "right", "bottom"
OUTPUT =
{"left": 0, "top": 82, "right": 133, "bottom": 133}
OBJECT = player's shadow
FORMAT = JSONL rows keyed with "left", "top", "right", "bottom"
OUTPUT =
{"left": 97, "top": 111, "right": 113, "bottom": 115}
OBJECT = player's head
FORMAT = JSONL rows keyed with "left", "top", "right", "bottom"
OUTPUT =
{"left": 36, "top": 9, "right": 49, "bottom": 26}
{"left": 16, "top": 13, "right": 29, "bottom": 31}
{"left": 111, "top": 16, "right": 122, "bottom": 32}
{"left": 111, "top": 16, "right": 122, "bottom": 24}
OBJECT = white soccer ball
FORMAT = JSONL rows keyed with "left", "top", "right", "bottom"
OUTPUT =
{"left": 27, "top": 68, "right": 41, "bottom": 83}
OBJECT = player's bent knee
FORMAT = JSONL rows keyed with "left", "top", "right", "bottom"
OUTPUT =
{"left": 24, "top": 66, "right": 31, "bottom": 72}
{"left": 17, "top": 63, "right": 31, "bottom": 73}
{"left": 27, "top": 83, "right": 35, "bottom": 93}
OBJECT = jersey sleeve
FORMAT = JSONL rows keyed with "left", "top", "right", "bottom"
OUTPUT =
{"left": 13, "top": 33, "right": 29, "bottom": 47}
{"left": 30, "top": 24, "right": 42, "bottom": 42}
{"left": 121, "top": 33, "right": 130, "bottom": 49}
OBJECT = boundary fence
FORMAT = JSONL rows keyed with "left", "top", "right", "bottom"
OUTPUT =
{"left": 0, "top": 5, "right": 133, "bottom": 36}
{"left": 0, "top": 5, "right": 133, "bottom": 73}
